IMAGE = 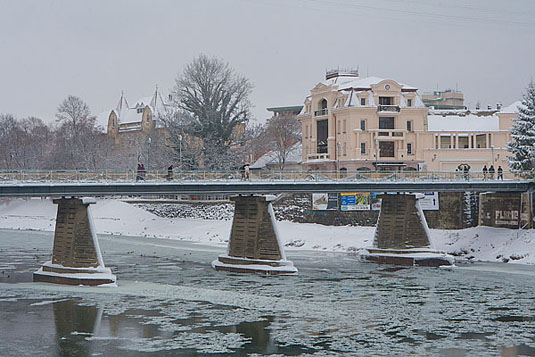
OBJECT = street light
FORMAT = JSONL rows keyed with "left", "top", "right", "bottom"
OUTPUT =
{"left": 178, "top": 134, "right": 183, "bottom": 170}
{"left": 491, "top": 145, "right": 495, "bottom": 167}
{"left": 375, "top": 138, "right": 379, "bottom": 172}
{"left": 337, "top": 141, "right": 341, "bottom": 179}
{"left": 147, "top": 137, "right": 152, "bottom": 174}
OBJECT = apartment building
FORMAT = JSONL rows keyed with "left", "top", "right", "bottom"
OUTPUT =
{"left": 298, "top": 70, "right": 518, "bottom": 172}
{"left": 422, "top": 89, "right": 465, "bottom": 110}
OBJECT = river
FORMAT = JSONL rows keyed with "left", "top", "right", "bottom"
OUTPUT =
{"left": 1, "top": 229, "right": 535, "bottom": 356}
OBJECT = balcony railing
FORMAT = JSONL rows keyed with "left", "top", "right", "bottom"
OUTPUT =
{"left": 314, "top": 108, "right": 328, "bottom": 116}
{"left": 307, "top": 153, "right": 329, "bottom": 160}
{"left": 371, "top": 129, "right": 406, "bottom": 139}
{"left": 377, "top": 105, "right": 400, "bottom": 112}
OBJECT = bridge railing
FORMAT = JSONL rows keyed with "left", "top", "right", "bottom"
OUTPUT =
{"left": 0, "top": 169, "right": 530, "bottom": 183}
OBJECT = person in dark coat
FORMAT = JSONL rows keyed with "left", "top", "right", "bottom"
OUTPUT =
{"left": 167, "top": 165, "right": 173, "bottom": 181}
{"left": 239, "top": 164, "right": 246, "bottom": 180}
{"left": 136, "top": 163, "right": 143, "bottom": 181}
{"left": 497, "top": 166, "right": 503, "bottom": 180}
{"left": 489, "top": 165, "right": 495, "bottom": 180}
{"left": 244, "top": 164, "right": 250, "bottom": 181}
{"left": 482, "top": 165, "right": 488, "bottom": 180}
{"left": 463, "top": 164, "right": 470, "bottom": 180}
{"left": 140, "top": 163, "right": 146, "bottom": 179}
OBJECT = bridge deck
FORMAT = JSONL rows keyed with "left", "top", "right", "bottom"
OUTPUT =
{"left": 0, "top": 180, "right": 532, "bottom": 197}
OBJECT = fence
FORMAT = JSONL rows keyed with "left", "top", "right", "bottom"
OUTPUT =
{"left": 0, "top": 169, "right": 529, "bottom": 183}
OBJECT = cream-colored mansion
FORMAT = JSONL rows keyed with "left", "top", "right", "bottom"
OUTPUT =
{"left": 298, "top": 70, "right": 519, "bottom": 172}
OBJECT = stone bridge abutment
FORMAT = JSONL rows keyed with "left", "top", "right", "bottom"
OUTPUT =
{"left": 33, "top": 197, "right": 116, "bottom": 286}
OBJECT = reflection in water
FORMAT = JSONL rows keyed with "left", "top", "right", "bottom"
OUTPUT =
{"left": 53, "top": 300, "right": 102, "bottom": 357}
{"left": 4, "top": 230, "right": 535, "bottom": 355}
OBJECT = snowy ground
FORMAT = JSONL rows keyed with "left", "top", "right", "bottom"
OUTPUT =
{"left": 0, "top": 198, "right": 534, "bottom": 264}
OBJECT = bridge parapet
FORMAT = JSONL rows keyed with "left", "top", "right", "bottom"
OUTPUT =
{"left": 0, "top": 169, "right": 532, "bottom": 183}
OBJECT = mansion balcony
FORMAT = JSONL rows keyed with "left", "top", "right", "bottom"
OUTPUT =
{"left": 377, "top": 105, "right": 400, "bottom": 112}
{"left": 370, "top": 128, "right": 406, "bottom": 140}
{"left": 314, "top": 108, "right": 328, "bottom": 117}
{"left": 307, "top": 153, "right": 329, "bottom": 160}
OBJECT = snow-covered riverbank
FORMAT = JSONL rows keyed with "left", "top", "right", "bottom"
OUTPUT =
{"left": 0, "top": 198, "right": 534, "bottom": 264}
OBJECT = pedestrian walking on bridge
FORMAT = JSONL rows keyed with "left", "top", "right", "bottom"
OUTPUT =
{"left": 489, "top": 165, "right": 495, "bottom": 180}
{"left": 482, "top": 165, "right": 488, "bottom": 180}
{"left": 167, "top": 165, "right": 173, "bottom": 181}
{"left": 245, "top": 164, "right": 250, "bottom": 181}
{"left": 497, "top": 166, "right": 503, "bottom": 180}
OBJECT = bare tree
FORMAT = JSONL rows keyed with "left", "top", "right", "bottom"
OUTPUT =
{"left": 52, "top": 95, "right": 103, "bottom": 169}
{"left": 17, "top": 117, "right": 53, "bottom": 169}
{"left": 0, "top": 114, "right": 21, "bottom": 169}
{"left": 265, "top": 112, "right": 301, "bottom": 170}
{"left": 171, "top": 54, "right": 253, "bottom": 169}
{"left": 234, "top": 122, "right": 270, "bottom": 165}
{"left": 0, "top": 115, "right": 53, "bottom": 170}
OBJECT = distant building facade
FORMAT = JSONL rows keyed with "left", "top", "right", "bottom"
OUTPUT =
{"left": 250, "top": 142, "right": 302, "bottom": 171}
{"left": 422, "top": 89, "right": 464, "bottom": 110}
{"left": 105, "top": 87, "right": 170, "bottom": 144}
{"left": 298, "top": 70, "right": 519, "bottom": 173}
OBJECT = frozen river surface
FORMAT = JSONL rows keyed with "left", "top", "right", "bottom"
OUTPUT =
{"left": 1, "top": 230, "right": 535, "bottom": 356}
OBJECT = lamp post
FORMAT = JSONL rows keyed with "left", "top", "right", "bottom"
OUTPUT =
{"left": 147, "top": 137, "right": 152, "bottom": 174}
{"left": 375, "top": 138, "right": 379, "bottom": 172}
{"left": 178, "top": 134, "right": 182, "bottom": 170}
{"left": 491, "top": 145, "right": 495, "bottom": 166}
{"left": 337, "top": 141, "right": 341, "bottom": 179}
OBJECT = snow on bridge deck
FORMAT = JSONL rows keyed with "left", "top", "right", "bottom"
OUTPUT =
{"left": 0, "top": 180, "right": 532, "bottom": 197}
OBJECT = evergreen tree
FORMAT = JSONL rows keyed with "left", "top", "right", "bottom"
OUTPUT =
{"left": 507, "top": 80, "right": 535, "bottom": 172}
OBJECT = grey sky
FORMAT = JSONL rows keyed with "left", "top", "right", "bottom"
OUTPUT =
{"left": 0, "top": 0, "right": 534, "bottom": 127}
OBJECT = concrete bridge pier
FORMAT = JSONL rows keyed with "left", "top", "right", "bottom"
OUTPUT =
{"left": 362, "top": 193, "right": 454, "bottom": 267}
{"left": 33, "top": 197, "right": 116, "bottom": 286}
{"left": 212, "top": 195, "right": 298, "bottom": 275}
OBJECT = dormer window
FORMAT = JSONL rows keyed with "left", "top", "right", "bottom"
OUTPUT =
{"left": 407, "top": 98, "right": 413, "bottom": 107}
{"left": 137, "top": 107, "right": 143, "bottom": 114}
{"left": 361, "top": 97, "right": 366, "bottom": 106}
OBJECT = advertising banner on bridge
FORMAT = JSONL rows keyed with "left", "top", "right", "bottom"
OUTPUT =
{"left": 312, "top": 193, "right": 338, "bottom": 210}
{"left": 370, "top": 192, "right": 382, "bottom": 211}
{"left": 368, "top": 192, "right": 438, "bottom": 211}
{"left": 419, "top": 192, "right": 439, "bottom": 210}
{"left": 340, "top": 192, "right": 370, "bottom": 211}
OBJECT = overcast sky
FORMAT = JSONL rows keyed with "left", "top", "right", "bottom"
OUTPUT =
{"left": 1, "top": 0, "right": 534, "bottom": 127}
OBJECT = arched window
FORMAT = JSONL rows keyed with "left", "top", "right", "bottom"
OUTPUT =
{"left": 315, "top": 98, "right": 328, "bottom": 117}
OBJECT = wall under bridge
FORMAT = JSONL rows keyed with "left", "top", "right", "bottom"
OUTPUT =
{"left": 479, "top": 192, "right": 534, "bottom": 229}
{"left": 145, "top": 193, "right": 481, "bottom": 230}
{"left": 139, "top": 191, "right": 534, "bottom": 230}
{"left": 273, "top": 193, "right": 479, "bottom": 229}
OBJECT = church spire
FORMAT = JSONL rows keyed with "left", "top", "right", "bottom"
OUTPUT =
{"left": 115, "top": 90, "right": 129, "bottom": 117}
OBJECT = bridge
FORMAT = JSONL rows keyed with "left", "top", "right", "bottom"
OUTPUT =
{"left": 1, "top": 170, "right": 533, "bottom": 286}
{"left": 0, "top": 180, "right": 532, "bottom": 196}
